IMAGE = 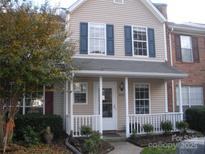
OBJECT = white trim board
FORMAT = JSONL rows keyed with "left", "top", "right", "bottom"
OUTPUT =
{"left": 68, "top": 0, "right": 166, "bottom": 23}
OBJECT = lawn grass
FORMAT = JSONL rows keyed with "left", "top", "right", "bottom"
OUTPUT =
{"left": 140, "top": 146, "right": 176, "bottom": 154}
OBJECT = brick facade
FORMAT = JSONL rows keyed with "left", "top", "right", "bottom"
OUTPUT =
{"left": 167, "top": 29, "right": 205, "bottom": 112}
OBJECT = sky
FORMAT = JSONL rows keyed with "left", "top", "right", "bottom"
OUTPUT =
{"left": 33, "top": 0, "right": 205, "bottom": 24}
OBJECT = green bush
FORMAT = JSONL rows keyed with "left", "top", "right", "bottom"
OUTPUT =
{"left": 81, "top": 126, "right": 92, "bottom": 136}
{"left": 143, "top": 124, "right": 153, "bottom": 134}
{"left": 186, "top": 107, "right": 205, "bottom": 133}
{"left": 82, "top": 132, "right": 102, "bottom": 154}
{"left": 176, "top": 121, "right": 189, "bottom": 133}
{"left": 160, "top": 121, "right": 173, "bottom": 134}
{"left": 22, "top": 126, "right": 40, "bottom": 147}
{"left": 14, "top": 113, "right": 63, "bottom": 141}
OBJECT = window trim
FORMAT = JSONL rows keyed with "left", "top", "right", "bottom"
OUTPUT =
{"left": 132, "top": 26, "right": 149, "bottom": 58}
{"left": 88, "top": 22, "right": 107, "bottom": 56}
{"left": 73, "top": 82, "right": 88, "bottom": 105}
{"left": 180, "top": 35, "right": 194, "bottom": 63}
{"left": 113, "top": 0, "right": 124, "bottom": 4}
{"left": 133, "top": 83, "right": 151, "bottom": 114}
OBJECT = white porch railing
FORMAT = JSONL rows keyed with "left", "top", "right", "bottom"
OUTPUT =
{"left": 72, "top": 115, "right": 101, "bottom": 137}
{"left": 129, "top": 112, "right": 183, "bottom": 135}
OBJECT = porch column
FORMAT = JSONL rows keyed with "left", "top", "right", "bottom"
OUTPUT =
{"left": 70, "top": 79, "right": 74, "bottom": 134}
{"left": 178, "top": 80, "right": 183, "bottom": 120}
{"left": 99, "top": 76, "right": 103, "bottom": 135}
{"left": 164, "top": 81, "right": 168, "bottom": 113}
{"left": 125, "top": 77, "right": 129, "bottom": 137}
{"left": 65, "top": 80, "right": 69, "bottom": 134}
{"left": 43, "top": 85, "right": 46, "bottom": 115}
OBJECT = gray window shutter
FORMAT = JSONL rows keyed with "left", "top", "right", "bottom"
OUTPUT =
{"left": 175, "top": 34, "right": 182, "bottom": 61}
{"left": 124, "top": 26, "right": 133, "bottom": 56}
{"left": 80, "top": 22, "right": 88, "bottom": 54}
{"left": 192, "top": 37, "right": 200, "bottom": 62}
{"left": 106, "top": 24, "right": 114, "bottom": 55}
{"left": 148, "top": 28, "right": 156, "bottom": 57}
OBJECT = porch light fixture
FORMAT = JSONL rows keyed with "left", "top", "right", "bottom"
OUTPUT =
{"left": 119, "top": 81, "right": 124, "bottom": 94}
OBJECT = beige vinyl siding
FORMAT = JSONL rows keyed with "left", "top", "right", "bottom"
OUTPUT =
{"left": 69, "top": 0, "right": 165, "bottom": 61}
{"left": 67, "top": 77, "right": 166, "bottom": 131}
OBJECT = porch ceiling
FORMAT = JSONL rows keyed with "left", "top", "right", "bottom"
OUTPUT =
{"left": 72, "top": 58, "right": 187, "bottom": 79}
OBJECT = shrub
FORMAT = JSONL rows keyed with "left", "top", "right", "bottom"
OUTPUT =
{"left": 14, "top": 113, "right": 63, "bottom": 141}
{"left": 186, "top": 107, "right": 205, "bottom": 134}
{"left": 143, "top": 124, "right": 153, "bottom": 134}
{"left": 130, "top": 129, "right": 137, "bottom": 139}
{"left": 176, "top": 121, "right": 189, "bottom": 133}
{"left": 160, "top": 121, "right": 173, "bottom": 134}
{"left": 22, "top": 126, "right": 40, "bottom": 146}
{"left": 81, "top": 126, "right": 92, "bottom": 136}
{"left": 82, "top": 132, "right": 102, "bottom": 154}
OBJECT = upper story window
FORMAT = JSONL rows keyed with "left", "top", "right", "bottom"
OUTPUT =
{"left": 74, "top": 82, "right": 88, "bottom": 104}
{"left": 133, "top": 27, "right": 148, "bottom": 57}
{"left": 180, "top": 35, "right": 193, "bottom": 62}
{"left": 88, "top": 23, "right": 106, "bottom": 55}
{"left": 113, "top": 0, "right": 124, "bottom": 4}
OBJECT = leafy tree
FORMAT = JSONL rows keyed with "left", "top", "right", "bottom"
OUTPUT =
{"left": 0, "top": 0, "right": 75, "bottom": 152}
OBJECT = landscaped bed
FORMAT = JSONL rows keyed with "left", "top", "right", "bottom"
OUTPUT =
{"left": 128, "top": 131, "right": 203, "bottom": 147}
{"left": 1, "top": 143, "right": 72, "bottom": 154}
{"left": 67, "top": 135, "right": 114, "bottom": 154}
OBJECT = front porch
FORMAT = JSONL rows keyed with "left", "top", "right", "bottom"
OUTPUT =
{"left": 65, "top": 76, "right": 184, "bottom": 137}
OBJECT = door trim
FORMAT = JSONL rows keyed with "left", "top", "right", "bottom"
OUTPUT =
{"left": 93, "top": 81, "right": 118, "bottom": 130}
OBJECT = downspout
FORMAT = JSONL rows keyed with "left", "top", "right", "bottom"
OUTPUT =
{"left": 169, "top": 27, "right": 176, "bottom": 112}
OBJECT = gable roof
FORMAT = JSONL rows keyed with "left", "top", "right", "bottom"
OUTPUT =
{"left": 68, "top": 0, "right": 166, "bottom": 23}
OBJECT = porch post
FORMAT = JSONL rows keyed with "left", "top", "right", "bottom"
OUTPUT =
{"left": 164, "top": 81, "right": 168, "bottom": 113}
{"left": 99, "top": 76, "right": 103, "bottom": 135}
{"left": 65, "top": 80, "right": 69, "bottom": 134}
{"left": 178, "top": 80, "right": 183, "bottom": 120}
{"left": 43, "top": 85, "right": 46, "bottom": 115}
{"left": 125, "top": 77, "right": 129, "bottom": 137}
{"left": 70, "top": 79, "right": 74, "bottom": 134}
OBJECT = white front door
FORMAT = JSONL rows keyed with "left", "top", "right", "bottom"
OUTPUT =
{"left": 94, "top": 82, "right": 117, "bottom": 131}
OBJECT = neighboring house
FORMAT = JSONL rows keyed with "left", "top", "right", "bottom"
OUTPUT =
{"left": 167, "top": 22, "right": 205, "bottom": 113}
{"left": 51, "top": 0, "right": 187, "bottom": 138}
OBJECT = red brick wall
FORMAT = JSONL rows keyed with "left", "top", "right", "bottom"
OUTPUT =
{"left": 167, "top": 31, "right": 205, "bottom": 111}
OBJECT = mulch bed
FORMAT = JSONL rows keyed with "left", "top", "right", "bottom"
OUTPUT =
{"left": 67, "top": 137, "right": 114, "bottom": 154}
{"left": 128, "top": 131, "right": 204, "bottom": 147}
{"left": 1, "top": 143, "right": 72, "bottom": 154}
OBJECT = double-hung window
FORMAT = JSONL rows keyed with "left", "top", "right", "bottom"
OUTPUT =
{"left": 88, "top": 23, "right": 106, "bottom": 55}
{"left": 133, "top": 27, "right": 148, "bottom": 56}
{"left": 135, "top": 84, "right": 150, "bottom": 114}
{"left": 17, "top": 86, "right": 44, "bottom": 114}
{"left": 74, "top": 82, "right": 88, "bottom": 104}
{"left": 180, "top": 36, "right": 193, "bottom": 62}
{"left": 176, "top": 86, "right": 204, "bottom": 107}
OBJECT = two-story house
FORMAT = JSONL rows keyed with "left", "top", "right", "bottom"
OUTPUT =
{"left": 167, "top": 22, "right": 205, "bottom": 113}
{"left": 52, "top": 0, "right": 187, "bottom": 138}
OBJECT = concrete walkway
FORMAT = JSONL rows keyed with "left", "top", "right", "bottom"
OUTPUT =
{"left": 109, "top": 142, "right": 142, "bottom": 154}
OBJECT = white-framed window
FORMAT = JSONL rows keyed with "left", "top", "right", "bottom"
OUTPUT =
{"left": 176, "top": 86, "right": 204, "bottom": 106}
{"left": 180, "top": 35, "right": 193, "bottom": 62}
{"left": 113, "top": 0, "right": 124, "bottom": 4}
{"left": 134, "top": 83, "right": 150, "bottom": 114}
{"left": 74, "top": 82, "right": 88, "bottom": 104}
{"left": 17, "top": 86, "right": 44, "bottom": 114}
{"left": 132, "top": 27, "right": 148, "bottom": 57}
{"left": 88, "top": 23, "right": 106, "bottom": 55}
